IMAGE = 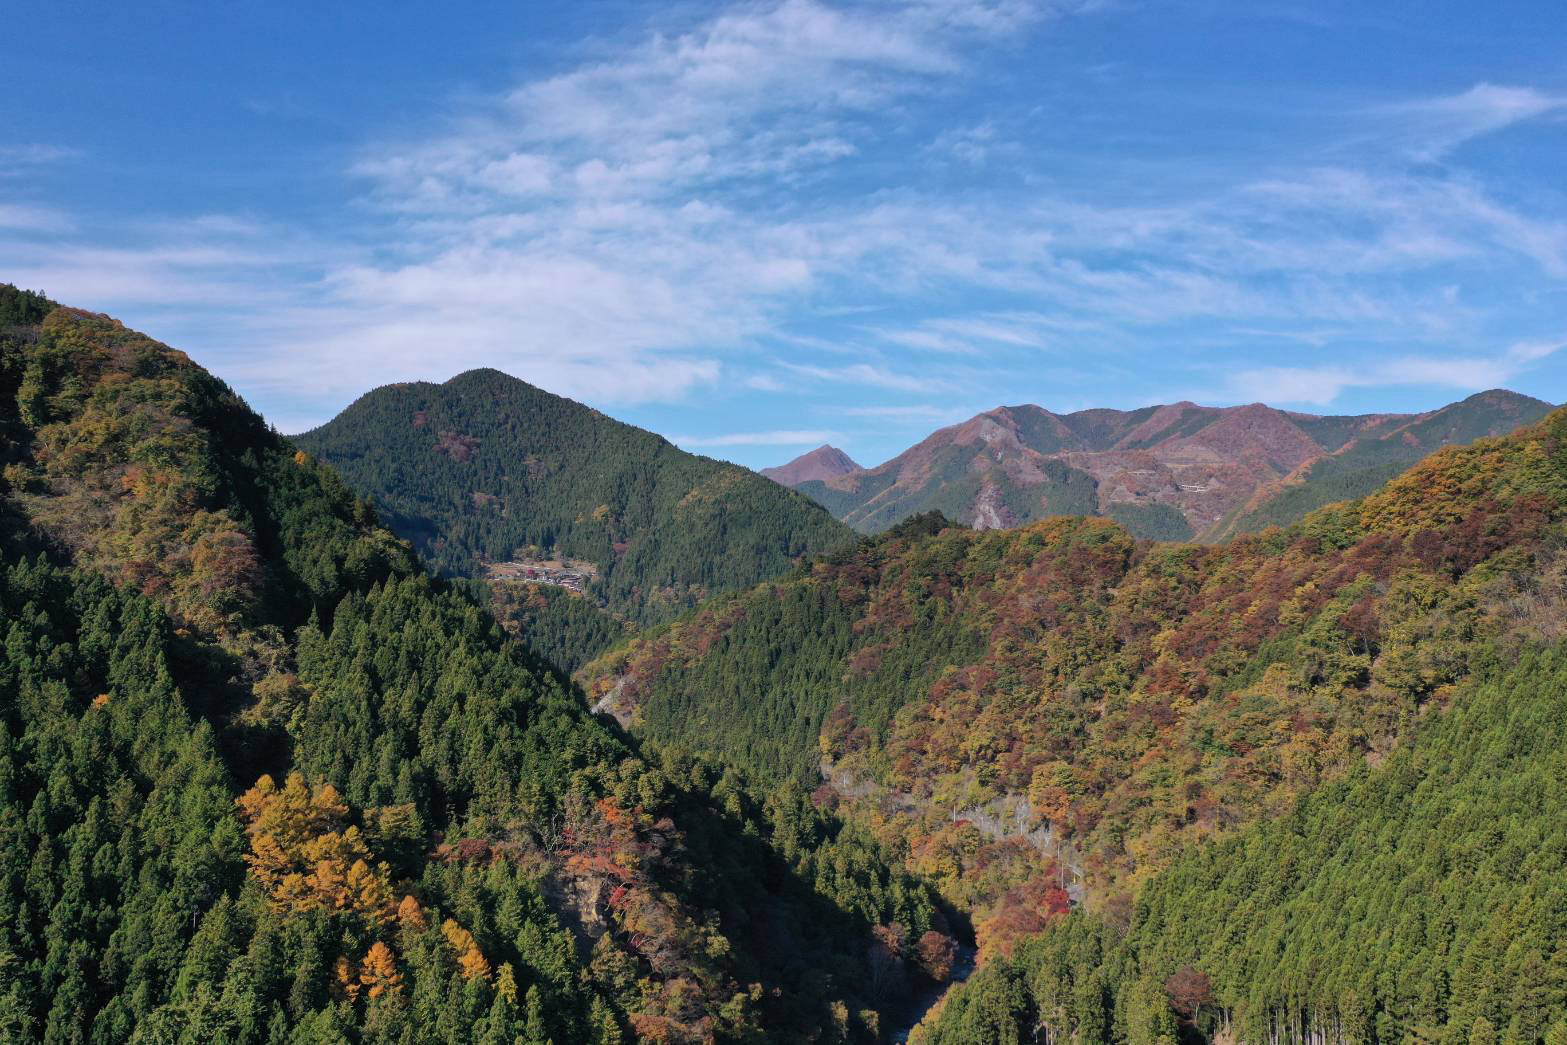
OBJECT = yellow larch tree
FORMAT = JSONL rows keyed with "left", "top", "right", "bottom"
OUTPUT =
{"left": 441, "top": 919, "right": 492, "bottom": 981}
{"left": 359, "top": 942, "right": 404, "bottom": 1000}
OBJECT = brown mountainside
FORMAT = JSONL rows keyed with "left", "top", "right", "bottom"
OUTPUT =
{"left": 785, "top": 391, "right": 1553, "bottom": 538}
{"left": 760, "top": 443, "right": 861, "bottom": 486}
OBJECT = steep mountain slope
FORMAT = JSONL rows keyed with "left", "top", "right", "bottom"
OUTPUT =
{"left": 0, "top": 287, "right": 949, "bottom": 1043}
{"left": 583, "top": 406, "right": 1567, "bottom": 955}
{"left": 1213, "top": 389, "right": 1555, "bottom": 539}
{"left": 294, "top": 370, "right": 855, "bottom": 671}
{"left": 791, "top": 393, "right": 1552, "bottom": 538}
{"left": 761, "top": 444, "right": 861, "bottom": 487}
{"left": 793, "top": 406, "right": 1103, "bottom": 535}
{"left": 921, "top": 646, "right": 1567, "bottom": 1044}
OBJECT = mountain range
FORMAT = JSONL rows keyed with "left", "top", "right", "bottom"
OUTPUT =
{"left": 770, "top": 392, "right": 1554, "bottom": 539}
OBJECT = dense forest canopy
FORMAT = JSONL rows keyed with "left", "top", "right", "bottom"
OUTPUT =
{"left": 0, "top": 286, "right": 951, "bottom": 1043}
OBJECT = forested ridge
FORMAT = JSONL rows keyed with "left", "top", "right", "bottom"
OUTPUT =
{"left": 293, "top": 369, "right": 855, "bottom": 672}
{"left": 0, "top": 286, "right": 953, "bottom": 1043}
{"left": 582, "top": 404, "right": 1567, "bottom": 974}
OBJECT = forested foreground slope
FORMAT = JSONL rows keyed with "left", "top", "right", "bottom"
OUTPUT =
{"left": 582, "top": 406, "right": 1567, "bottom": 955}
{"left": 294, "top": 370, "right": 855, "bottom": 671}
{"left": 920, "top": 647, "right": 1567, "bottom": 1044}
{"left": 0, "top": 287, "right": 950, "bottom": 1043}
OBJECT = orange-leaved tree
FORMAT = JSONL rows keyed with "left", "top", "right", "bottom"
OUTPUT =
{"left": 236, "top": 772, "right": 397, "bottom": 927}
{"left": 441, "top": 918, "right": 492, "bottom": 981}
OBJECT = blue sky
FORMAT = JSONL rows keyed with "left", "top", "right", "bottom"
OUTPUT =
{"left": 2, "top": 0, "right": 1565, "bottom": 469}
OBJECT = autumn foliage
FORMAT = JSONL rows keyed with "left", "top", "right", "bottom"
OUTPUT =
{"left": 235, "top": 772, "right": 397, "bottom": 927}
{"left": 0, "top": 293, "right": 938, "bottom": 1042}
{"left": 360, "top": 941, "right": 405, "bottom": 999}
{"left": 587, "top": 408, "right": 1567, "bottom": 958}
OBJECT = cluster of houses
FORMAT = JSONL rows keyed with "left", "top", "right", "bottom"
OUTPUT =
{"left": 485, "top": 557, "right": 596, "bottom": 595}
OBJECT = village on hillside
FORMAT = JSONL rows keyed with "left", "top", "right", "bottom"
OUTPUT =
{"left": 483, "top": 556, "right": 598, "bottom": 595}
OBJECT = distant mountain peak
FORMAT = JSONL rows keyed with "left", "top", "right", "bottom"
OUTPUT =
{"left": 1462, "top": 387, "right": 1553, "bottom": 411}
{"left": 761, "top": 444, "right": 862, "bottom": 487}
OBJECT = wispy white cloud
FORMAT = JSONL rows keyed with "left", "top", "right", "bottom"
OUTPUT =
{"left": 0, "top": 203, "right": 70, "bottom": 232}
{"left": 741, "top": 372, "right": 788, "bottom": 391}
{"left": 784, "top": 360, "right": 944, "bottom": 392}
{"left": 1227, "top": 337, "right": 1567, "bottom": 405}
{"left": 871, "top": 312, "right": 1057, "bottom": 354}
{"left": 0, "top": 207, "right": 340, "bottom": 313}
{"left": 0, "top": 144, "right": 82, "bottom": 175}
{"left": 674, "top": 428, "right": 841, "bottom": 447}
{"left": 1381, "top": 82, "right": 1567, "bottom": 161}
{"left": 927, "top": 120, "right": 1019, "bottom": 165}
{"left": 356, "top": 0, "right": 1054, "bottom": 210}
{"left": 1239, "top": 168, "right": 1567, "bottom": 277}
{"left": 875, "top": 327, "right": 983, "bottom": 353}
{"left": 839, "top": 403, "right": 973, "bottom": 422}
{"left": 929, "top": 315, "right": 1051, "bottom": 345}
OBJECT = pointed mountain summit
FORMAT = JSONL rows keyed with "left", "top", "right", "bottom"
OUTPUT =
{"left": 761, "top": 444, "right": 862, "bottom": 487}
